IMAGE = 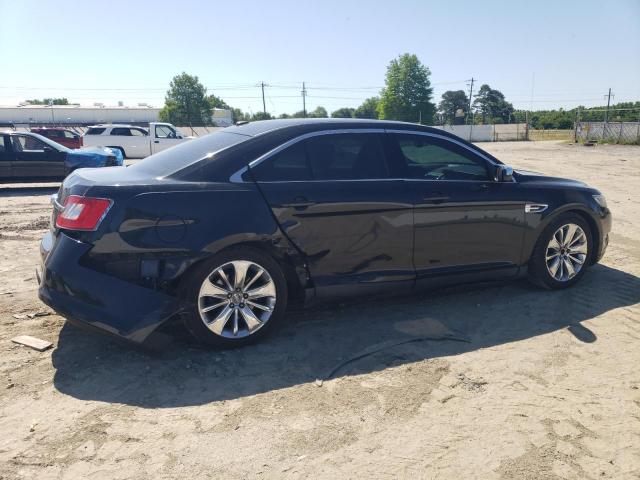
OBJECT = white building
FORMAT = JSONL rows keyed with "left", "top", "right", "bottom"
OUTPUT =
{"left": 0, "top": 104, "right": 233, "bottom": 127}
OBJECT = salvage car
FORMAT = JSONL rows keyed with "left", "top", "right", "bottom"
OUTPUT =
{"left": 0, "top": 131, "right": 123, "bottom": 182}
{"left": 82, "top": 122, "right": 191, "bottom": 159}
{"left": 38, "top": 119, "right": 611, "bottom": 348}
{"left": 30, "top": 127, "right": 83, "bottom": 149}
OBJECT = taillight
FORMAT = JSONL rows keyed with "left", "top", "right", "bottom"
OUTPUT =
{"left": 56, "top": 195, "right": 112, "bottom": 231}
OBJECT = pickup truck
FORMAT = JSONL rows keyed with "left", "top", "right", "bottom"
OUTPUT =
{"left": 82, "top": 122, "right": 192, "bottom": 159}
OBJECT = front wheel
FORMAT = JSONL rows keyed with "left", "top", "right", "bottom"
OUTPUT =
{"left": 182, "top": 248, "right": 288, "bottom": 348}
{"left": 529, "top": 213, "right": 593, "bottom": 289}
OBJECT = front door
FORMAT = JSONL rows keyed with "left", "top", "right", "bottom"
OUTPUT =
{"left": 10, "top": 135, "right": 66, "bottom": 179}
{"left": 250, "top": 131, "right": 415, "bottom": 296}
{"left": 0, "top": 135, "right": 12, "bottom": 180}
{"left": 153, "top": 125, "right": 182, "bottom": 154}
{"left": 385, "top": 132, "right": 525, "bottom": 283}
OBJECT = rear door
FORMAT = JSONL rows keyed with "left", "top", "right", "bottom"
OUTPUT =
{"left": 10, "top": 135, "right": 66, "bottom": 179}
{"left": 0, "top": 135, "right": 12, "bottom": 180}
{"left": 385, "top": 131, "right": 525, "bottom": 283}
{"left": 250, "top": 130, "right": 415, "bottom": 296}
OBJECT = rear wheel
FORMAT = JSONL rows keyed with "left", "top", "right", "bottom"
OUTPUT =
{"left": 529, "top": 213, "right": 592, "bottom": 289}
{"left": 182, "top": 248, "right": 288, "bottom": 348}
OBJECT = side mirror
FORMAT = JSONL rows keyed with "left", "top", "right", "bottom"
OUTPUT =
{"left": 495, "top": 165, "right": 514, "bottom": 182}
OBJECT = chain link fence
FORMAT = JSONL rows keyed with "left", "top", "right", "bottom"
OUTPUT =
{"left": 576, "top": 122, "right": 640, "bottom": 145}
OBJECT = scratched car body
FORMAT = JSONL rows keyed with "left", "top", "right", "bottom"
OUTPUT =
{"left": 38, "top": 119, "right": 611, "bottom": 348}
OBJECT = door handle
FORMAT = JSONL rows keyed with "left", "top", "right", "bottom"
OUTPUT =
{"left": 471, "top": 183, "right": 490, "bottom": 192}
{"left": 154, "top": 140, "right": 160, "bottom": 143}
{"left": 280, "top": 197, "right": 316, "bottom": 209}
{"left": 423, "top": 192, "right": 450, "bottom": 204}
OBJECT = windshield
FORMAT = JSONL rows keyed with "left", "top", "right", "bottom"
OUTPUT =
{"left": 128, "top": 131, "right": 250, "bottom": 177}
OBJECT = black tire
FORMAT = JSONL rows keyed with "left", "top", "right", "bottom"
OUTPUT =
{"left": 181, "top": 247, "right": 288, "bottom": 348}
{"left": 528, "top": 213, "right": 593, "bottom": 290}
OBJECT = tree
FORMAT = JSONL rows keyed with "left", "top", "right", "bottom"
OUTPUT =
{"left": 331, "top": 107, "right": 355, "bottom": 118}
{"left": 438, "top": 90, "right": 469, "bottom": 125}
{"left": 354, "top": 97, "right": 379, "bottom": 119}
{"left": 308, "top": 106, "right": 328, "bottom": 118}
{"left": 472, "top": 84, "right": 515, "bottom": 124}
{"left": 378, "top": 54, "right": 435, "bottom": 124}
{"left": 159, "top": 72, "right": 212, "bottom": 126}
{"left": 250, "top": 111, "right": 273, "bottom": 121}
{"left": 207, "top": 94, "right": 230, "bottom": 110}
{"left": 26, "top": 98, "right": 69, "bottom": 105}
{"left": 231, "top": 108, "right": 248, "bottom": 122}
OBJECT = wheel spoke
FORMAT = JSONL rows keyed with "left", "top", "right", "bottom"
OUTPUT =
{"left": 217, "top": 268, "right": 234, "bottom": 291}
{"left": 569, "top": 242, "right": 588, "bottom": 254}
{"left": 564, "top": 258, "right": 576, "bottom": 278}
{"left": 548, "top": 257, "right": 561, "bottom": 278}
{"left": 232, "top": 309, "right": 239, "bottom": 336}
{"left": 243, "top": 267, "right": 264, "bottom": 290}
{"left": 200, "top": 279, "right": 230, "bottom": 299}
{"left": 207, "top": 305, "right": 234, "bottom": 335}
{"left": 565, "top": 224, "right": 578, "bottom": 246}
{"left": 233, "top": 261, "right": 251, "bottom": 290}
{"left": 239, "top": 306, "right": 263, "bottom": 332}
{"left": 548, "top": 235, "right": 561, "bottom": 251}
{"left": 201, "top": 300, "right": 228, "bottom": 313}
{"left": 246, "top": 300, "right": 273, "bottom": 312}
{"left": 546, "top": 251, "right": 560, "bottom": 261}
{"left": 246, "top": 281, "right": 276, "bottom": 299}
{"left": 568, "top": 253, "right": 585, "bottom": 265}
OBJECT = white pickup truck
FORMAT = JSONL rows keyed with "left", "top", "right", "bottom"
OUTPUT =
{"left": 82, "top": 122, "right": 192, "bottom": 159}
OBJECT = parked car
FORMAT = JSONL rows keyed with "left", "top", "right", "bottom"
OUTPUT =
{"left": 82, "top": 122, "right": 191, "bottom": 159}
{"left": 30, "top": 127, "right": 83, "bottom": 149}
{"left": 0, "top": 131, "right": 123, "bottom": 182}
{"left": 38, "top": 119, "right": 611, "bottom": 348}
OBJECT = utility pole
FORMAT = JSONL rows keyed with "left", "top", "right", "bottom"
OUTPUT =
{"left": 260, "top": 82, "right": 267, "bottom": 115}
{"left": 466, "top": 77, "right": 475, "bottom": 125}
{"left": 49, "top": 99, "right": 55, "bottom": 124}
{"left": 603, "top": 88, "right": 614, "bottom": 139}
{"left": 301, "top": 82, "right": 307, "bottom": 118}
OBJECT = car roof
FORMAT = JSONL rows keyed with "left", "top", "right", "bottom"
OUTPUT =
{"left": 87, "top": 124, "right": 147, "bottom": 128}
{"left": 224, "top": 118, "right": 451, "bottom": 138}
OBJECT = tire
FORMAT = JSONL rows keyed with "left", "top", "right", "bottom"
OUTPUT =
{"left": 181, "top": 247, "right": 288, "bottom": 348}
{"left": 528, "top": 213, "right": 593, "bottom": 289}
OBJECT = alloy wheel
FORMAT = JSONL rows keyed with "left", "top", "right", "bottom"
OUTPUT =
{"left": 198, "top": 260, "right": 276, "bottom": 338}
{"left": 545, "top": 223, "right": 588, "bottom": 282}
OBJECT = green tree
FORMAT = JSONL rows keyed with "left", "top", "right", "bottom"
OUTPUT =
{"left": 26, "top": 98, "right": 69, "bottom": 105}
{"left": 472, "top": 84, "right": 515, "bottom": 124}
{"left": 231, "top": 108, "right": 248, "bottom": 122}
{"left": 331, "top": 107, "right": 355, "bottom": 118}
{"left": 378, "top": 54, "right": 435, "bottom": 124}
{"left": 438, "top": 90, "right": 469, "bottom": 124}
{"left": 308, "top": 106, "right": 328, "bottom": 118}
{"left": 354, "top": 97, "right": 379, "bottom": 119}
{"left": 207, "top": 94, "right": 230, "bottom": 110}
{"left": 250, "top": 111, "right": 273, "bottom": 121}
{"left": 159, "top": 72, "right": 212, "bottom": 126}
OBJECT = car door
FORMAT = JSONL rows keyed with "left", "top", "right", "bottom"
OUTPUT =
{"left": 384, "top": 131, "right": 526, "bottom": 285}
{"left": 153, "top": 125, "right": 181, "bottom": 154}
{"left": 250, "top": 130, "right": 415, "bottom": 297}
{"left": 0, "top": 135, "right": 12, "bottom": 180}
{"left": 10, "top": 135, "right": 66, "bottom": 179}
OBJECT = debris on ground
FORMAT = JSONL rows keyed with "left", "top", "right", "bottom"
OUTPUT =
{"left": 11, "top": 335, "right": 53, "bottom": 351}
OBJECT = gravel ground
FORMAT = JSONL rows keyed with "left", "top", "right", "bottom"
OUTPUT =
{"left": 0, "top": 141, "right": 638, "bottom": 480}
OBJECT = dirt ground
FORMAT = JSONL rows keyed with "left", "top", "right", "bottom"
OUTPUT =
{"left": 0, "top": 141, "right": 638, "bottom": 479}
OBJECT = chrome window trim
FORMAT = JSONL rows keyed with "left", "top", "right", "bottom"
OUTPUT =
{"left": 229, "top": 127, "right": 502, "bottom": 183}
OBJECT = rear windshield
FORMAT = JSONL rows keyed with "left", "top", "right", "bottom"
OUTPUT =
{"left": 128, "top": 131, "right": 250, "bottom": 177}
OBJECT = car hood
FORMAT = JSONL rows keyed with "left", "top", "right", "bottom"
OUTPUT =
{"left": 515, "top": 169, "right": 588, "bottom": 188}
{"left": 67, "top": 146, "right": 124, "bottom": 167}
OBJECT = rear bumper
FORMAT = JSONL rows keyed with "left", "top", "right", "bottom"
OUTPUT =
{"left": 38, "top": 231, "right": 181, "bottom": 344}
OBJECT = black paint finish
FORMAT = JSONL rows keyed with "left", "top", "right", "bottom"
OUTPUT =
{"left": 38, "top": 119, "right": 611, "bottom": 344}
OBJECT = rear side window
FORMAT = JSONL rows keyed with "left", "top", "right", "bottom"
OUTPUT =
{"left": 252, "top": 133, "right": 389, "bottom": 182}
{"left": 110, "top": 127, "right": 132, "bottom": 136}
{"left": 86, "top": 127, "right": 106, "bottom": 135}
{"left": 63, "top": 131, "right": 76, "bottom": 139}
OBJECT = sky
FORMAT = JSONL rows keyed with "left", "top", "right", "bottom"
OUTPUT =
{"left": 1, "top": 0, "right": 639, "bottom": 116}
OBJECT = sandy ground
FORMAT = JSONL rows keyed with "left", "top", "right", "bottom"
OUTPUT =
{"left": 0, "top": 141, "right": 638, "bottom": 480}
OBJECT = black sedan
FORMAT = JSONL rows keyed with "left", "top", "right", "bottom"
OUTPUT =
{"left": 38, "top": 119, "right": 611, "bottom": 348}
{"left": 0, "top": 131, "right": 123, "bottom": 182}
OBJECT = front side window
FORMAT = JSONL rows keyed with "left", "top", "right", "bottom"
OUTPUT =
{"left": 11, "top": 135, "right": 47, "bottom": 152}
{"left": 155, "top": 125, "right": 177, "bottom": 138}
{"left": 393, "top": 134, "right": 489, "bottom": 181}
{"left": 130, "top": 128, "right": 146, "bottom": 137}
{"left": 251, "top": 133, "right": 389, "bottom": 182}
